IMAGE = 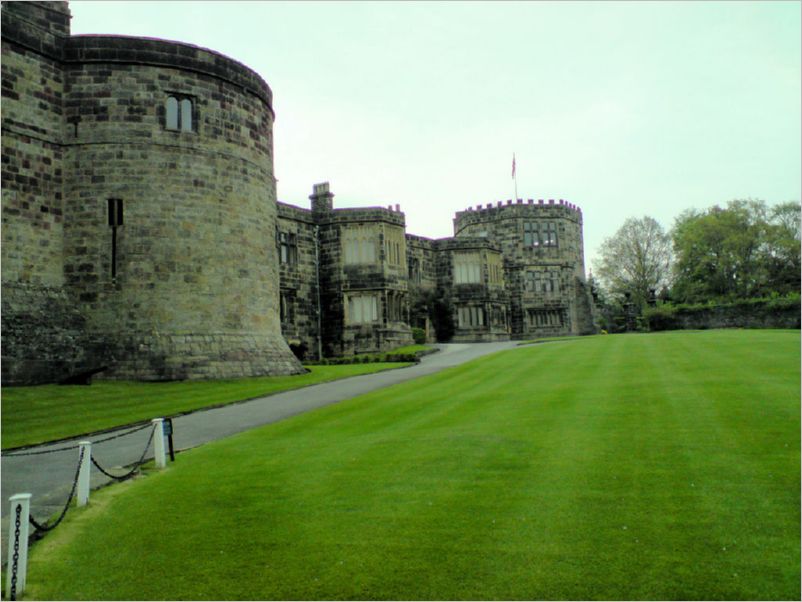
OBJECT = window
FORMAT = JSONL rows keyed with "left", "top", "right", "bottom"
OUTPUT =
{"left": 408, "top": 257, "right": 421, "bottom": 284}
{"left": 280, "top": 290, "right": 295, "bottom": 325}
{"left": 488, "top": 257, "right": 503, "bottom": 285}
{"left": 386, "top": 239, "right": 401, "bottom": 265}
{"left": 387, "top": 291, "right": 405, "bottom": 322}
{"left": 343, "top": 230, "right": 377, "bottom": 264}
{"left": 278, "top": 231, "right": 297, "bottom": 265}
{"left": 107, "top": 198, "right": 123, "bottom": 280}
{"left": 491, "top": 305, "right": 506, "bottom": 326}
{"left": 525, "top": 270, "right": 560, "bottom": 293}
{"left": 347, "top": 295, "right": 378, "bottom": 324}
{"left": 453, "top": 252, "right": 481, "bottom": 284}
{"left": 384, "top": 230, "right": 404, "bottom": 266}
{"left": 165, "top": 95, "right": 193, "bottom": 132}
{"left": 528, "top": 309, "right": 565, "bottom": 328}
{"left": 524, "top": 221, "right": 558, "bottom": 247}
{"left": 524, "top": 222, "right": 539, "bottom": 246}
{"left": 550, "top": 271, "right": 560, "bottom": 293}
{"left": 458, "top": 305, "right": 485, "bottom": 327}
{"left": 544, "top": 222, "right": 558, "bottom": 247}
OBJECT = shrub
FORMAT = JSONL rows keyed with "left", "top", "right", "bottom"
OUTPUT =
{"left": 411, "top": 327, "right": 426, "bottom": 345}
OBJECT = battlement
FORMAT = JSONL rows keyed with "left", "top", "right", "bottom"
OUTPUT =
{"left": 453, "top": 197, "right": 582, "bottom": 236}
{"left": 461, "top": 197, "right": 582, "bottom": 215}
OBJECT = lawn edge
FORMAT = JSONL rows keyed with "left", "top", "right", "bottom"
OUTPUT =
{"left": 1, "top": 362, "right": 415, "bottom": 453}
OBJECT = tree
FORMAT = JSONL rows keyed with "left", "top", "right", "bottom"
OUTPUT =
{"left": 671, "top": 199, "right": 800, "bottom": 303}
{"left": 763, "top": 202, "right": 801, "bottom": 296}
{"left": 593, "top": 216, "right": 672, "bottom": 310}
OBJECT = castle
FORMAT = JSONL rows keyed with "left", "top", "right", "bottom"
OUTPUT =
{"left": 1, "top": 1, "right": 595, "bottom": 385}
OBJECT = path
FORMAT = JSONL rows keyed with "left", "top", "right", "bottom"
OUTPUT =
{"left": 1, "top": 342, "right": 517, "bottom": 533}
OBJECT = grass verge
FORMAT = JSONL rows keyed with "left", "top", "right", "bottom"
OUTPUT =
{"left": 23, "top": 330, "right": 802, "bottom": 600}
{"left": 1, "top": 363, "right": 411, "bottom": 450}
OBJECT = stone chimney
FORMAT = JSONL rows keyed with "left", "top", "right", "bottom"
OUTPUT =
{"left": 310, "top": 182, "right": 333, "bottom": 218}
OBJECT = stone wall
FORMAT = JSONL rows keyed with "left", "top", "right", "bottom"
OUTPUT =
{"left": 1, "top": 1, "right": 303, "bottom": 383}
{"left": 645, "top": 299, "right": 801, "bottom": 331}
{"left": 453, "top": 198, "right": 593, "bottom": 338}
{"left": 433, "top": 238, "right": 510, "bottom": 342}
{"left": 277, "top": 202, "right": 321, "bottom": 360}
{"left": 307, "top": 186, "right": 412, "bottom": 356}
{"left": 405, "top": 234, "right": 438, "bottom": 341}
{"left": 2, "top": 2, "right": 71, "bottom": 383}
{"left": 2, "top": 1, "right": 597, "bottom": 380}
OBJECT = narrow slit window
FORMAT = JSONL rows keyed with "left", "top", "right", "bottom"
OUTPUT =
{"left": 107, "top": 198, "right": 123, "bottom": 280}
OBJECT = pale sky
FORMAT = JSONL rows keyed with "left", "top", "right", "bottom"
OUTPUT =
{"left": 69, "top": 1, "right": 801, "bottom": 268}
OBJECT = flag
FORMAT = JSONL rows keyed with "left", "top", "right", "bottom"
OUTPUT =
{"left": 512, "top": 153, "right": 516, "bottom": 179}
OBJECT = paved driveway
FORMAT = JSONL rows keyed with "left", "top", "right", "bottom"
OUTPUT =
{"left": 1, "top": 341, "right": 518, "bottom": 528}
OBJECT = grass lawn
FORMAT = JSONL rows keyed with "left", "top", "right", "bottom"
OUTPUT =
{"left": 1, "top": 363, "right": 411, "bottom": 450}
{"left": 24, "top": 330, "right": 800, "bottom": 600}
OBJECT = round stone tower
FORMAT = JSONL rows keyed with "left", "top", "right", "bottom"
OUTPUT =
{"left": 60, "top": 35, "right": 303, "bottom": 379}
{"left": 453, "top": 198, "right": 595, "bottom": 337}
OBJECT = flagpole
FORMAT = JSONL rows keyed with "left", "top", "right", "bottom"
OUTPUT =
{"left": 512, "top": 153, "right": 518, "bottom": 200}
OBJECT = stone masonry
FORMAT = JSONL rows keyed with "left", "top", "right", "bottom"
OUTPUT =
{"left": 276, "top": 185, "right": 596, "bottom": 358}
{"left": 2, "top": 1, "right": 596, "bottom": 383}
{"left": 2, "top": 1, "right": 303, "bottom": 383}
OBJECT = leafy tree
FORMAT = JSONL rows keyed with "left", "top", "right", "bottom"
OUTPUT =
{"left": 763, "top": 202, "right": 801, "bottom": 295}
{"left": 592, "top": 216, "right": 672, "bottom": 310}
{"left": 671, "top": 199, "right": 800, "bottom": 302}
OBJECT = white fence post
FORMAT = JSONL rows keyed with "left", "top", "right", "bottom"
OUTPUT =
{"left": 151, "top": 418, "right": 166, "bottom": 468}
{"left": 77, "top": 441, "right": 92, "bottom": 507}
{"left": 6, "top": 493, "right": 31, "bottom": 600}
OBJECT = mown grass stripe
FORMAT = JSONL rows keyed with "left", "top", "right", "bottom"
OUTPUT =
{"left": 23, "top": 330, "right": 800, "bottom": 600}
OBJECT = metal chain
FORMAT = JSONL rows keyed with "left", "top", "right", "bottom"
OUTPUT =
{"left": 3, "top": 422, "right": 151, "bottom": 458}
{"left": 90, "top": 425, "right": 157, "bottom": 481}
{"left": 89, "top": 422, "right": 152, "bottom": 446}
{"left": 2, "top": 443, "right": 80, "bottom": 457}
{"left": 29, "top": 445, "right": 85, "bottom": 533}
{"left": 9, "top": 503, "right": 21, "bottom": 601}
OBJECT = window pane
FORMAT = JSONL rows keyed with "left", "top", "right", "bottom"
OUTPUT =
{"left": 166, "top": 96, "right": 178, "bottom": 130}
{"left": 180, "top": 98, "right": 193, "bottom": 132}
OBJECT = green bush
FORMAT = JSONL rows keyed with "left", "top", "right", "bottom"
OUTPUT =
{"left": 411, "top": 327, "right": 426, "bottom": 345}
{"left": 643, "top": 305, "right": 678, "bottom": 331}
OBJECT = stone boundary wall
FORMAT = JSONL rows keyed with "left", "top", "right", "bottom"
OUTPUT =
{"left": 645, "top": 299, "right": 801, "bottom": 331}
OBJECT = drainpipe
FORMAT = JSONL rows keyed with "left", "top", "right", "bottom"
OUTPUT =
{"left": 314, "top": 225, "right": 323, "bottom": 360}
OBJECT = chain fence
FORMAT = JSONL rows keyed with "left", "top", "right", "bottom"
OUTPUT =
{"left": 27, "top": 446, "right": 85, "bottom": 533}
{"left": 20, "top": 423, "right": 157, "bottom": 534}
{"left": 90, "top": 425, "right": 156, "bottom": 481}
{"left": 5, "top": 421, "right": 164, "bottom": 600}
{"left": 9, "top": 503, "right": 22, "bottom": 600}
{"left": 2, "top": 422, "right": 152, "bottom": 458}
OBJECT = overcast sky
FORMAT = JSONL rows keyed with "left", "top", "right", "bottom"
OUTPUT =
{"left": 69, "top": 1, "right": 801, "bottom": 268}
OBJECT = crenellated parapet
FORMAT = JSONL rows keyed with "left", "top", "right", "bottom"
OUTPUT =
{"left": 454, "top": 198, "right": 582, "bottom": 236}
